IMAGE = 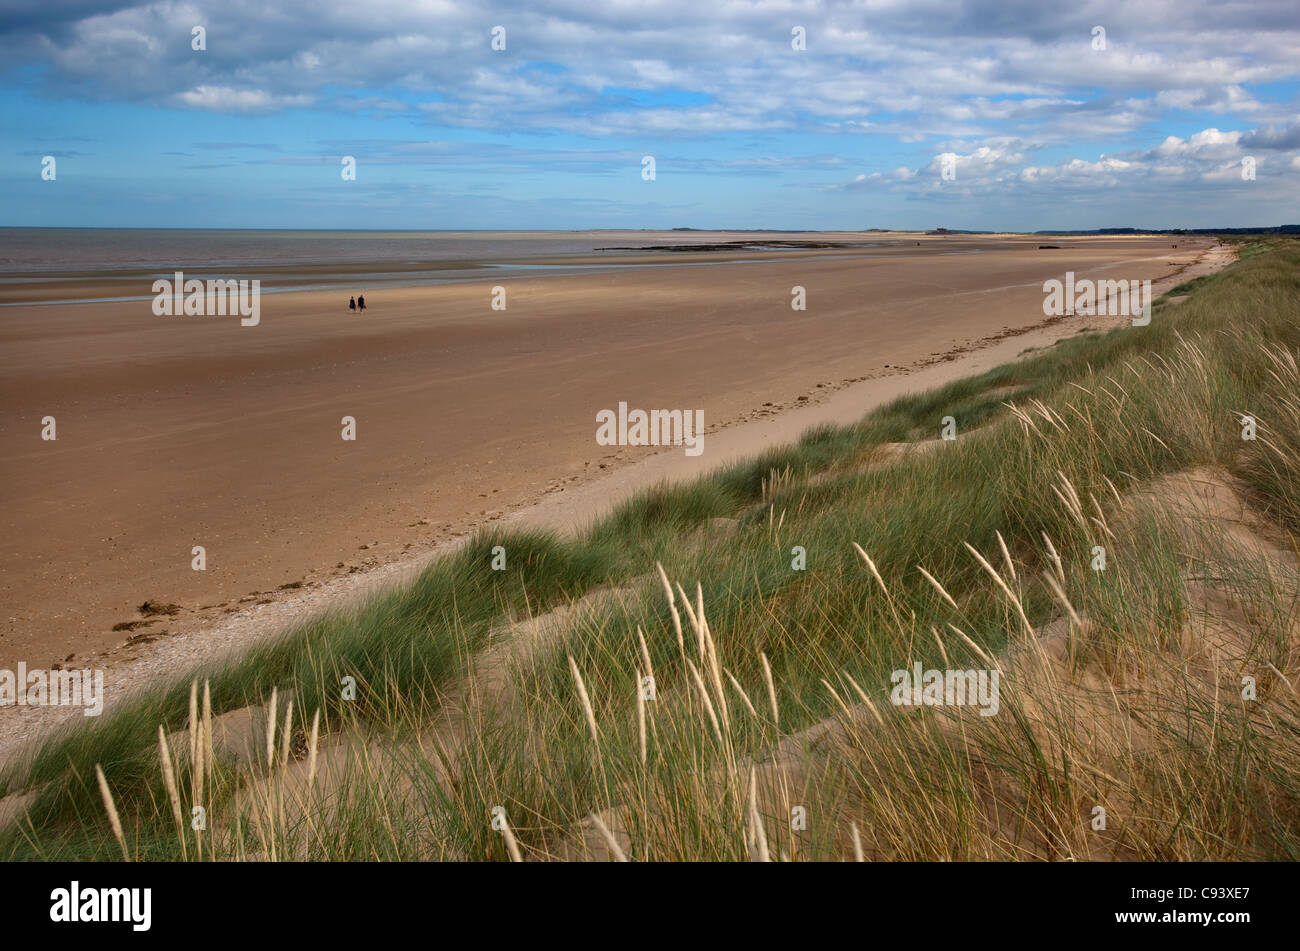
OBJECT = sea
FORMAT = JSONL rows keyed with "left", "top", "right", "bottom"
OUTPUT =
{"left": 0, "top": 227, "right": 878, "bottom": 304}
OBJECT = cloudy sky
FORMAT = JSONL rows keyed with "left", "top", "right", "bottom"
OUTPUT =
{"left": 2, "top": 0, "right": 1298, "bottom": 231}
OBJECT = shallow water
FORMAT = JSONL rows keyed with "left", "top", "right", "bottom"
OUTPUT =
{"left": 0, "top": 228, "right": 917, "bottom": 304}
{"left": 0, "top": 227, "right": 871, "bottom": 273}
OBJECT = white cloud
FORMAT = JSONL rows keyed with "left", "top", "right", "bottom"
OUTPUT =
{"left": 1, "top": 0, "right": 1295, "bottom": 144}
{"left": 838, "top": 121, "right": 1300, "bottom": 199}
{"left": 174, "top": 86, "right": 314, "bottom": 112}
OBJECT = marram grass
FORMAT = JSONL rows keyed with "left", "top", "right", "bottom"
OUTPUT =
{"left": 3, "top": 237, "right": 1299, "bottom": 861}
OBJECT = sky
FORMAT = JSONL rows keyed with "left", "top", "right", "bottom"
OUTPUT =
{"left": 1, "top": 0, "right": 1298, "bottom": 232}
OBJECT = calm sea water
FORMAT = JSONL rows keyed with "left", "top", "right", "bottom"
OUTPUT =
{"left": 0, "top": 228, "right": 807, "bottom": 273}
{"left": 0, "top": 228, "right": 888, "bottom": 304}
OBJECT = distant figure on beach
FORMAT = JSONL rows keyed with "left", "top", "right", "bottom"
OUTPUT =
{"left": 357, "top": 295, "right": 366, "bottom": 311}
{"left": 349, "top": 296, "right": 356, "bottom": 311}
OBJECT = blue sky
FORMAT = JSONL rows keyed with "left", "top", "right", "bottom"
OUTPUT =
{"left": 2, "top": 0, "right": 1298, "bottom": 231}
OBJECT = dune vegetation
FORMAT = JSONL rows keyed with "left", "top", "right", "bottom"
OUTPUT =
{"left": 3, "top": 236, "right": 1298, "bottom": 861}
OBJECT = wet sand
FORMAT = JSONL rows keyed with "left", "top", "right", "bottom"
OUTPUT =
{"left": 0, "top": 232, "right": 1213, "bottom": 672}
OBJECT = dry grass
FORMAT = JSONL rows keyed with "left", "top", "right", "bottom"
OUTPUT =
{"left": 8, "top": 237, "right": 1300, "bottom": 862}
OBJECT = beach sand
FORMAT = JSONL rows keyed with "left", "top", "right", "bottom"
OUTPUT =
{"left": 0, "top": 233, "right": 1217, "bottom": 688}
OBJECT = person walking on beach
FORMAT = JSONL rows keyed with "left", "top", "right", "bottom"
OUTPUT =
{"left": 349, "top": 296, "right": 356, "bottom": 311}
{"left": 357, "top": 294, "right": 366, "bottom": 311}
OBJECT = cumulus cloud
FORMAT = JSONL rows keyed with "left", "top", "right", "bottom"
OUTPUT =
{"left": 1019, "top": 156, "right": 1134, "bottom": 185}
{"left": 837, "top": 121, "right": 1300, "bottom": 198}
{"left": 1242, "top": 121, "right": 1300, "bottom": 150}
{"left": 0, "top": 0, "right": 1295, "bottom": 143}
{"left": 174, "top": 86, "right": 313, "bottom": 112}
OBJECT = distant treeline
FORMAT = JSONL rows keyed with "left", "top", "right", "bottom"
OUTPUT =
{"left": 1032, "top": 225, "right": 1300, "bottom": 235}
{"left": 672, "top": 226, "right": 1300, "bottom": 235}
{"left": 668, "top": 226, "right": 1300, "bottom": 235}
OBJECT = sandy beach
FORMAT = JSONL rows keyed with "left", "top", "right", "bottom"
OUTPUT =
{"left": 0, "top": 232, "right": 1217, "bottom": 691}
